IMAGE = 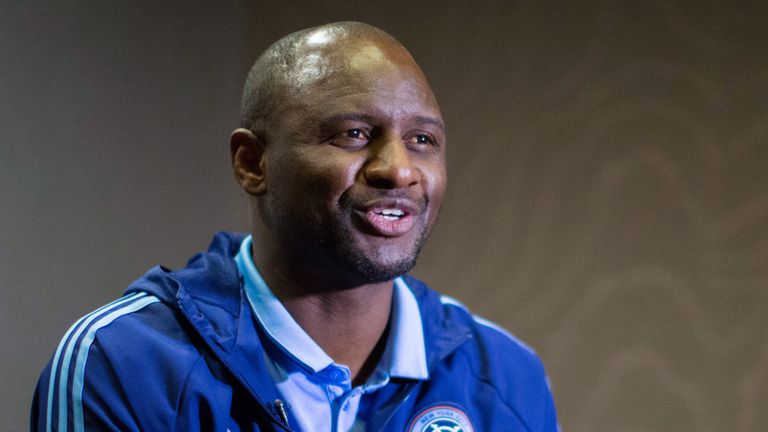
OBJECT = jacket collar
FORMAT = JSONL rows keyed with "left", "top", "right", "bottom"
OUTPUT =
{"left": 399, "top": 274, "right": 474, "bottom": 371}
{"left": 126, "top": 232, "right": 472, "bottom": 416}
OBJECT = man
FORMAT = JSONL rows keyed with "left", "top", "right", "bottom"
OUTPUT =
{"left": 32, "top": 22, "right": 558, "bottom": 431}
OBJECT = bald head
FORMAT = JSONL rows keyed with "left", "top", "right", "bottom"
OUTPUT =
{"left": 231, "top": 22, "right": 445, "bottom": 286}
{"left": 240, "top": 22, "right": 430, "bottom": 137}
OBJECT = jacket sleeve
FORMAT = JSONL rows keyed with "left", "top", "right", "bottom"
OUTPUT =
{"left": 29, "top": 293, "right": 191, "bottom": 431}
{"left": 31, "top": 338, "right": 144, "bottom": 432}
{"left": 30, "top": 294, "right": 240, "bottom": 432}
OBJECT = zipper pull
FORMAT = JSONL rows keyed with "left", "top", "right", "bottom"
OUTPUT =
{"left": 273, "top": 399, "right": 290, "bottom": 427}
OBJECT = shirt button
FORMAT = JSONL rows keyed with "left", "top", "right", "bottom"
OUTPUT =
{"left": 329, "top": 369, "right": 342, "bottom": 381}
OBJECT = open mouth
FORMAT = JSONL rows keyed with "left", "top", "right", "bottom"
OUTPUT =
{"left": 355, "top": 201, "right": 418, "bottom": 237}
{"left": 376, "top": 208, "right": 405, "bottom": 221}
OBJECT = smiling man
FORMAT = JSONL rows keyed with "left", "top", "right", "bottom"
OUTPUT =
{"left": 33, "top": 22, "right": 558, "bottom": 431}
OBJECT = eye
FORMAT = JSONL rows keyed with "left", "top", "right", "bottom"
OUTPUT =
{"left": 345, "top": 128, "right": 366, "bottom": 139}
{"left": 408, "top": 133, "right": 437, "bottom": 147}
{"left": 330, "top": 127, "right": 371, "bottom": 150}
{"left": 415, "top": 134, "right": 432, "bottom": 145}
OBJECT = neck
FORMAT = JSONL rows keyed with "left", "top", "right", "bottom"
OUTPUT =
{"left": 250, "top": 232, "right": 394, "bottom": 384}
{"left": 277, "top": 282, "right": 393, "bottom": 385}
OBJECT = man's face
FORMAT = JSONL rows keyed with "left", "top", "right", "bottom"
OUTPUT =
{"left": 261, "top": 37, "right": 447, "bottom": 285}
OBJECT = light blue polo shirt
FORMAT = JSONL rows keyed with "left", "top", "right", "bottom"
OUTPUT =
{"left": 235, "top": 236, "right": 429, "bottom": 432}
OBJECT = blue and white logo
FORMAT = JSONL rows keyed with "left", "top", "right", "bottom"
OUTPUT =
{"left": 407, "top": 404, "right": 474, "bottom": 432}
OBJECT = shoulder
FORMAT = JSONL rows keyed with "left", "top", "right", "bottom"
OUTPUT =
{"left": 32, "top": 233, "right": 250, "bottom": 431}
{"left": 404, "top": 275, "right": 545, "bottom": 380}
{"left": 62, "top": 291, "right": 203, "bottom": 373}
{"left": 404, "top": 276, "right": 558, "bottom": 431}
{"left": 33, "top": 292, "right": 210, "bottom": 431}
{"left": 438, "top": 295, "right": 558, "bottom": 431}
{"left": 437, "top": 293, "right": 547, "bottom": 384}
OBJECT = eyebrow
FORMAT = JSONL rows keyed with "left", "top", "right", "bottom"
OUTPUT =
{"left": 413, "top": 116, "right": 446, "bottom": 131}
{"left": 320, "top": 113, "right": 377, "bottom": 128}
{"left": 320, "top": 113, "right": 446, "bottom": 131}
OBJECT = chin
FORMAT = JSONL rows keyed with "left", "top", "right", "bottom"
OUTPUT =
{"left": 340, "top": 242, "right": 422, "bottom": 284}
{"left": 351, "top": 255, "right": 418, "bottom": 284}
{"left": 324, "top": 218, "right": 431, "bottom": 285}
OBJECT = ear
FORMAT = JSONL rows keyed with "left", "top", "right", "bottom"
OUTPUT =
{"left": 230, "top": 128, "right": 267, "bottom": 196}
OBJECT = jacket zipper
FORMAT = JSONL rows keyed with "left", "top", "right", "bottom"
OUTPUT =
{"left": 273, "top": 399, "right": 290, "bottom": 428}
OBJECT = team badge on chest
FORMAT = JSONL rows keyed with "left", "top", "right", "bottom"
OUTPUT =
{"left": 407, "top": 404, "right": 475, "bottom": 432}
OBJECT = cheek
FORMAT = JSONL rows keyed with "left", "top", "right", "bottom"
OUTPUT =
{"left": 423, "top": 160, "right": 447, "bottom": 205}
{"left": 290, "top": 148, "right": 363, "bottom": 202}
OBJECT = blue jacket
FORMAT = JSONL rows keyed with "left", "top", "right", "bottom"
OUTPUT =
{"left": 32, "top": 232, "right": 558, "bottom": 431}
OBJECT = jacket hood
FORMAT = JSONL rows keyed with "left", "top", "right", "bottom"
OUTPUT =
{"left": 125, "top": 232, "right": 248, "bottom": 351}
{"left": 126, "top": 231, "right": 245, "bottom": 307}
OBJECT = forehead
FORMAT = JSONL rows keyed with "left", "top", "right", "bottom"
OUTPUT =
{"left": 282, "top": 34, "right": 442, "bottom": 122}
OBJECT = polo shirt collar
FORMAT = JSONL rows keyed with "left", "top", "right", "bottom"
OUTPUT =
{"left": 235, "top": 235, "right": 428, "bottom": 381}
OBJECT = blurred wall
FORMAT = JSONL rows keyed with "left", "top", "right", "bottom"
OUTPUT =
{"left": 2, "top": 1, "right": 767, "bottom": 431}
{"left": 0, "top": 2, "right": 253, "bottom": 429}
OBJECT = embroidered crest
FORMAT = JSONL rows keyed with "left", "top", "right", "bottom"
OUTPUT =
{"left": 407, "top": 404, "right": 475, "bottom": 432}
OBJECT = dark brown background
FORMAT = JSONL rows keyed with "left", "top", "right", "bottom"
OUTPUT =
{"left": 2, "top": 1, "right": 766, "bottom": 430}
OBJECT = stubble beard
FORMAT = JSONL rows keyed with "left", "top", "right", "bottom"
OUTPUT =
{"left": 267, "top": 192, "right": 434, "bottom": 289}
{"left": 325, "top": 215, "right": 431, "bottom": 285}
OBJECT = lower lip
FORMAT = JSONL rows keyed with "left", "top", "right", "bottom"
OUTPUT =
{"left": 360, "top": 210, "right": 416, "bottom": 237}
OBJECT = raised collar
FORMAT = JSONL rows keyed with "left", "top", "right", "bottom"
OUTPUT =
{"left": 235, "top": 235, "right": 429, "bottom": 381}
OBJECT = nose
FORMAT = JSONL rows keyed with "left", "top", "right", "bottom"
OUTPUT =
{"left": 363, "top": 134, "right": 419, "bottom": 189}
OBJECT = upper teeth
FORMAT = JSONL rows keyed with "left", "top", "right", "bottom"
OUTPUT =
{"left": 380, "top": 209, "right": 404, "bottom": 216}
